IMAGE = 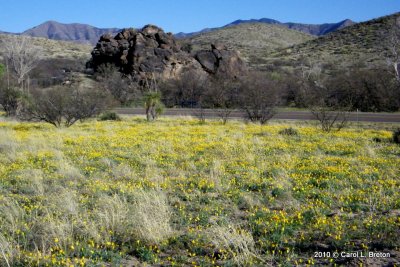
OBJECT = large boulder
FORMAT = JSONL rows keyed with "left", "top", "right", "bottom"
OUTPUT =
{"left": 88, "top": 25, "right": 246, "bottom": 81}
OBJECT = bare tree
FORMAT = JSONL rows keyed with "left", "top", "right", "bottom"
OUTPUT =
{"left": 96, "top": 64, "right": 139, "bottom": 105}
{"left": 238, "top": 72, "right": 279, "bottom": 124}
{"left": 160, "top": 70, "right": 208, "bottom": 108}
{"left": 18, "top": 85, "right": 111, "bottom": 127}
{"left": 1, "top": 35, "right": 42, "bottom": 89}
{"left": 206, "top": 75, "right": 240, "bottom": 124}
{"left": 302, "top": 65, "right": 351, "bottom": 132}
{"left": 387, "top": 18, "right": 400, "bottom": 82}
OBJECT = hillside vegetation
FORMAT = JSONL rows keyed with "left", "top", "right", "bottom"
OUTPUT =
{"left": 0, "top": 34, "right": 92, "bottom": 61}
{"left": 186, "top": 23, "right": 314, "bottom": 68}
{"left": 266, "top": 12, "right": 400, "bottom": 70}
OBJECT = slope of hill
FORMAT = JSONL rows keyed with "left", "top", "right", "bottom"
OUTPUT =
{"left": 225, "top": 18, "right": 355, "bottom": 36}
{"left": 265, "top": 12, "right": 400, "bottom": 70}
{"left": 186, "top": 23, "right": 314, "bottom": 67}
{"left": 22, "top": 21, "right": 120, "bottom": 45}
{"left": 0, "top": 34, "right": 92, "bottom": 60}
{"left": 176, "top": 18, "right": 354, "bottom": 39}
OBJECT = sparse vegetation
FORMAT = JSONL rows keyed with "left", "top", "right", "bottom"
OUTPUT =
{"left": 186, "top": 23, "right": 314, "bottom": 68}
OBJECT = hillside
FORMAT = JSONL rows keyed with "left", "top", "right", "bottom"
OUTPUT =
{"left": 265, "top": 12, "right": 400, "bottom": 71}
{"left": 176, "top": 18, "right": 354, "bottom": 39}
{"left": 0, "top": 34, "right": 92, "bottom": 60}
{"left": 22, "top": 21, "right": 120, "bottom": 45}
{"left": 225, "top": 18, "right": 355, "bottom": 36}
{"left": 186, "top": 23, "right": 314, "bottom": 68}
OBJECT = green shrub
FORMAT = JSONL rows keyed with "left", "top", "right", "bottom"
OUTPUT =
{"left": 393, "top": 129, "right": 400, "bottom": 144}
{"left": 278, "top": 127, "right": 299, "bottom": 136}
{"left": 99, "top": 111, "right": 121, "bottom": 121}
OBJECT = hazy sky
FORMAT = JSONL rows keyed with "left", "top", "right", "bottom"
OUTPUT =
{"left": 0, "top": 0, "right": 398, "bottom": 33}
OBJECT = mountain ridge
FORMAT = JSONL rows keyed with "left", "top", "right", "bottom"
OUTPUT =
{"left": 0, "top": 17, "right": 355, "bottom": 44}
{"left": 176, "top": 18, "right": 355, "bottom": 38}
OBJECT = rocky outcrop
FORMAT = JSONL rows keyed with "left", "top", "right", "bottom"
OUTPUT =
{"left": 87, "top": 25, "right": 246, "bottom": 81}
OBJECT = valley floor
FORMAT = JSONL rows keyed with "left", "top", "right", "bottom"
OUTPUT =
{"left": 0, "top": 117, "right": 399, "bottom": 266}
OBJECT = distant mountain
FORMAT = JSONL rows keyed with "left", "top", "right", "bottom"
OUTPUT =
{"left": 224, "top": 18, "right": 355, "bottom": 36}
{"left": 1, "top": 18, "right": 355, "bottom": 44}
{"left": 175, "top": 28, "right": 215, "bottom": 39}
{"left": 176, "top": 18, "right": 355, "bottom": 39}
{"left": 225, "top": 18, "right": 281, "bottom": 27}
{"left": 22, "top": 21, "right": 121, "bottom": 45}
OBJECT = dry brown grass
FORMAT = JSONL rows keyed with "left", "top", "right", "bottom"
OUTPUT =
{"left": 207, "top": 223, "right": 260, "bottom": 266}
{"left": 0, "top": 34, "right": 91, "bottom": 61}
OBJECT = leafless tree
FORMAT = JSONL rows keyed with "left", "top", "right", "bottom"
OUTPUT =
{"left": 18, "top": 85, "right": 111, "bottom": 127}
{"left": 206, "top": 75, "right": 240, "bottom": 124}
{"left": 96, "top": 64, "right": 139, "bottom": 105}
{"left": 302, "top": 65, "right": 351, "bottom": 132}
{"left": 238, "top": 72, "right": 279, "bottom": 124}
{"left": 161, "top": 70, "right": 208, "bottom": 108}
{"left": 386, "top": 17, "right": 400, "bottom": 82}
{"left": 1, "top": 35, "right": 42, "bottom": 90}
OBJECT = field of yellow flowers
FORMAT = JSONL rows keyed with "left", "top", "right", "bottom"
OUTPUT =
{"left": 0, "top": 117, "right": 399, "bottom": 266}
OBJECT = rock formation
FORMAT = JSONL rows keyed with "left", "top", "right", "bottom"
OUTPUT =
{"left": 87, "top": 25, "right": 246, "bottom": 81}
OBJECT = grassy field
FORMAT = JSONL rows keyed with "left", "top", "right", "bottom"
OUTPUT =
{"left": 0, "top": 117, "right": 399, "bottom": 266}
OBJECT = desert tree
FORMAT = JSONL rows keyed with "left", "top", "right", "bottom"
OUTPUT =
{"left": 0, "top": 86, "right": 21, "bottom": 116}
{"left": 142, "top": 73, "right": 164, "bottom": 121}
{"left": 18, "top": 85, "right": 111, "bottom": 127}
{"left": 1, "top": 35, "right": 42, "bottom": 90}
{"left": 160, "top": 70, "right": 209, "bottom": 122}
{"left": 0, "top": 63, "right": 21, "bottom": 116}
{"left": 205, "top": 75, "right": 240, "bottom": 124}
{"left": 328, "top": 68, "right": 400, "bottom": 112}
{"left": 160, "top": 70, "right": 208, "bottom": 108}
{"left": 238, "top": 71, "right": 279, "bottom": 124}
{"left": 96, "top": 63, "right": 139, "bottom": 105}
{"left": 301, "top": 64, "right": 351, "bottom": 132}
{"left": 386, "top": 17, "right": 400, "bottom": 82}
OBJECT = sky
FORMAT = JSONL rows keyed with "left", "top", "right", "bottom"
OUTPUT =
{"left": 0, "top": 0, "right": 398, "bottom": 33}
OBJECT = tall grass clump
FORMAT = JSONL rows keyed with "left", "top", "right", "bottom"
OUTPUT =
{"left": 207, "top": 224, "right": 260, "bottom": 266}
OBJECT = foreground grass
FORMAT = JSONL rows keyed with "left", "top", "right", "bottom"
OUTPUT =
{"left": 0, "top": 117, "right": 399, "bottom": 266}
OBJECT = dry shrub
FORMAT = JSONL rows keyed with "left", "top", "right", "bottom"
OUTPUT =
{"left": 29, "top": 215, "right": 74, "bottom": 252}
{"left": 129, "top": 190, "right": 173, "bottom": 244}
{"left": 207, "top": 224, "right": 259, "bottom": 266}
{"left": 16, "top": 169, "right": 45, "bottom": 196}
{"left": 0, "top": 234, "right": 13, "bottom": 267}
{"left": 0, "top": 129, "right": 17, "bottom": 162}
{"left": 93, "top": 190, "right": 173, "bottom": 245}
{"left": 94, "top": 194, "right": 130, "bottom": 242}
{"left": 0, "top": 200, "right": 24, "bottom": 266}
